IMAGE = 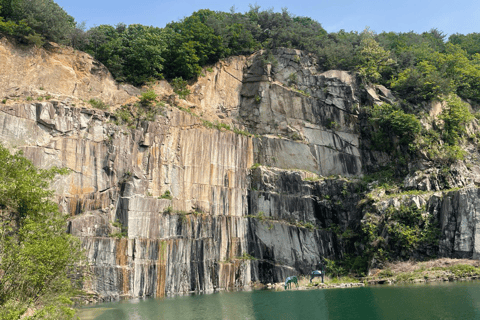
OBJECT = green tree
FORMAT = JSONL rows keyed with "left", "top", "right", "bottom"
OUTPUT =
{"left": 449, "top": 32, "right": 480, "bottom": 56}
{"left": 0, "top": 15, "right": 33, "bottom": 42}
{"left": 375, "top": 31, "right": 435, "bottom": 80}
{"left": 390, "top": 60, "right": 454, "bottom": 103}
{"left": 0, "top": 0, "right": 75, "bottom": 45}
{"left": 19, "top": 0, "right": 75, "bottom": 44}
{"left": 79, "top": 24, "right": 166, "bottom": 85}
{"left": 369, "top": 103, "right": 422, "bottom": 152}
{"left": 0, "top": 0, "right": 34, "bottom": 43}
{"left": 81, "top": 24, "right": 118, "bottom": 58}
{"left": 163, "top": 35, "right": 201, "bottom": 80}
{"left": 421, "top": 28, "right": 446, "bottom": 52}
{"left": 0, "top": 144, "right": 83, "bottom": 319}
{"left": 163, "top": 13, "right": 224, "bottom": 79}
{"left": 252, "top": 8, "right": 327, "bottom": 52}
{"left": 118, "top": 24, "right": 166, "bottom": 85}
{"left": 0, "top": 0, "right": 23, "bottom": 21}
{"left": 390, "top": 43, "right": 480, "bottom": 103}
{"left": 439, "top": 95, "right": 474, "bottom": 145}
{"left": 356, "top": 36, "right": 394, "bottom": 83}
{"left": 317, "top": 30, "right": 361, "bottom": 71}
{"left": 437, "top": 44, "right": 480, "bottom": 102}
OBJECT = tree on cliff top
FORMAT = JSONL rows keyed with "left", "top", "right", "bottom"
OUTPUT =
{"left": 0, "top": 0, "right": 76, "bottom": 44}
{"left": 356, "top": 35, "right": 395, "bottom": 83}
{"left": 80, "top": 23, "right": 166, "bottom": 85}
{"left": 0, "top": 144, "right": 84, "bottom": 320}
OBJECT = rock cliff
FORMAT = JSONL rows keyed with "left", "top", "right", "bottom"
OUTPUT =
{"left": 2, "top": 41, "right": 480, "bottom": 300}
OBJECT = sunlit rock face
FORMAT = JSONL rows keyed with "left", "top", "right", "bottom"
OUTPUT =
{"left": 0, "top": 99, "right": 255, "bottom": 299}
{"left": 238, "top": 48, "right": 362, "bottom": 177}
{"left": 2, "top": 41, "right": 480, "bottom": 301}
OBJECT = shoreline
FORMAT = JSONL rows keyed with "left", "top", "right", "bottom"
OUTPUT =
{"left": 76, "top": 271, "right": 480, "bottom": 319}
{"left": 78, "top": 274, "right": 480, "bottom": 311}
{"left": 79, "top": 258, "right": 480, "bottom": 305}
{"left": 259, "top": 258, "right": 480, "bottom": 291}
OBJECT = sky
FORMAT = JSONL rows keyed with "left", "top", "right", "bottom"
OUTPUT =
{"left": 55, "top": 0, "right": 480, "bottom": 36}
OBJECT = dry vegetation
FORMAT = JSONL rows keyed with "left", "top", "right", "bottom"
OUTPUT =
{"left": 385, "top": 258, "right": 480, "bottom": 273}
{"left": 368, "top": 258, "right": 480, "bottom": 283}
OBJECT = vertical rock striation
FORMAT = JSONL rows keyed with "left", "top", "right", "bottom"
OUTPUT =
{"left": 0, "top": 99, "right": 256, "bottom": 299}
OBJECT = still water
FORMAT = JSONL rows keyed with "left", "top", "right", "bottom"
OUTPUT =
{"left": 78, "top": 281, "right": 480, "bottom": 320}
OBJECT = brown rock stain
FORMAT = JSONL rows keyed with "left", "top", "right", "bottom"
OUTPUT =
{"left": 218, "top": 262, "right": 237, "bottom": 289}
{"left": 66, "top": 191, "right": 111, "bottom": 215}
{"left": 156, "top": 240, "right": 168, "bottom": 297}
{"left": 116, "top": 238, "right": 130, "bottom": 295}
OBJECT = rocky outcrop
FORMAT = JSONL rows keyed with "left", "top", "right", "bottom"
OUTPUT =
{"left": 433, "top": 188, "right": 480, "bottom": 259}
{"left": 404, "top": 162, "right": 479, "bottom": 191}
{"left": 239, "top": 48, "right": 362, "bottom": 176}
{"left": 186, "top": 56, "right": 247, "bottom": 124}
{"left": 75, "top": 214, "right": 251, "bottom": 299}
{"left": 180, "top": 48, "right": 362, "bottom": 177}
{"left": 0, "top": 38, "right": 138, "bottom": 106}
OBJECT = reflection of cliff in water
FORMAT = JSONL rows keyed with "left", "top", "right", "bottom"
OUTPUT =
{"left": 78, "top": 282, "right": 480, "bottom": 320}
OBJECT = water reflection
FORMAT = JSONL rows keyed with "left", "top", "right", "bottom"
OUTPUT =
{"left": 76, "top": 307, "right": 116, "bottom": 320}
{"left": 323, "top": 287, "right": 381, "bottom": 320}
{"left": 251, "top": 290, "right": 329, "bottom": 320}
{"left": 78, "top": 281, "right": 480, "bottom": 320}
{"left": 78, "top": 290, "right": 257, "bottom": 320}
{"left": 370, "top": 282, "right": 478, "bottom": 319}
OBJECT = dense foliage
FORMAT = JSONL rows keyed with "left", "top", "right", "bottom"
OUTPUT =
{"left": 79, "top": 24, "right": 166, "bottom": 85}
{"left": 0, "top": 0, "right": 77, "bottom": 45}
{"left": 0, "top": 144, "right": 83, "bottom": 319}
{"left": 73, "top": 7, "right": 480, "bottom": 108}
{"left": 362, "top": 204, "right": 439, "bottom": 264}
{"left": 369, "top": 95, "right": 474, "bottom": 167}
{"left": 369, "top": 103, "right": 422, "bottom": 152}
{"left": 2, "top": 1, "right": 480, "bottom": 106}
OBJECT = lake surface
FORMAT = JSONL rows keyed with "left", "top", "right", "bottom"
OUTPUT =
{"left": 78, "top": 281, "right": 480, "bottom": 320}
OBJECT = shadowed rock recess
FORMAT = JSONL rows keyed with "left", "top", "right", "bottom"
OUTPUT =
{"left": 2, "top": 43, "right": 480, "bottom": 300}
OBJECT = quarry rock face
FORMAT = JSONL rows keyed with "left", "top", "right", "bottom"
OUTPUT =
{"left": 2, "top": 41, "right": 480, "bottom": 300}
{"left": 239, "top": 48, "right": 361, "bottom": 177}
{"left": 433, "top": 188, "right": 480, "bottom": 259}
{"left": 0, "top": 99, "right": 255, "bottom": 299}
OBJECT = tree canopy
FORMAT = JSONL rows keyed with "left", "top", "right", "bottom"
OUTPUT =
{"left": 80, "top": 24, "right": 166, "bottom": 85}
{"left": 68, "top": 6, "right": 480, "bottom": 107}
{"left": 0, "top": 0, "right": 76, "bottom": 45}
{"left": 2, "top": 1, "right": 480, "bottom": 105}
{"left": 0, "top": 144, "right": 83, "bottom": 319}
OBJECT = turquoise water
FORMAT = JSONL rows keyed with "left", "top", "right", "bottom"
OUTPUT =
{"left": 78, "top": 281, "right": 480, "bottom": 320}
